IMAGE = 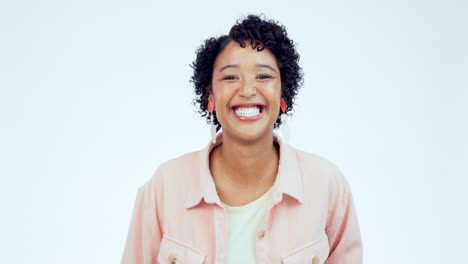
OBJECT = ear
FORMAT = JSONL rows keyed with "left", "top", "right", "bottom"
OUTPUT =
{"left": 208, "top": 93, "right": 214, "bottom": 103}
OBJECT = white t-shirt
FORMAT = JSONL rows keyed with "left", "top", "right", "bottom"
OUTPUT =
{"left": 221, "top": 187, "right": 273, "bottom": 264}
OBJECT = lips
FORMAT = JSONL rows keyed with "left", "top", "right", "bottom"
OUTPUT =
{"left": 230, "top": 104, "right": 265, "bottom": 121}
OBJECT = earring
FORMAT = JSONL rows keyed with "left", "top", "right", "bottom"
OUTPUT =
{"left": 208, "top": 101, "right": 216, "bottom": 144}
{"left": 280, "top": 101, "right": 290, "bottom": 142}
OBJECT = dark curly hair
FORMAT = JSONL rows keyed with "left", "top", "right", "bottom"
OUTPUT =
{"left": 190, "top": 14, "right": 303, "bottom": 131}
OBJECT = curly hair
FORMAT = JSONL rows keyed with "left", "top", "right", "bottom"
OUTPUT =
{"left": 190, "top": 14, "right": 303, "bottom": 131}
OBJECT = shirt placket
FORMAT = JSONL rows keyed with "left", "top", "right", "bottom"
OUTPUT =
{"left": 255, "top": 210, "right": 269, "bottom": 264}
{"left": 214, "top": 203, "right": 228, "bottom": 263}
{"left": 255, "top": 194, "right": 281, "bottom": 264}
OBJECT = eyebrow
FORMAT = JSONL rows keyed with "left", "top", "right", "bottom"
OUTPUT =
{"left": 218, "top": 64, "right": 277, "bottom": 73}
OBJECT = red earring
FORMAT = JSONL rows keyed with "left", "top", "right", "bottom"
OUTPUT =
{"left": 280, "top": 101, "right": 290, "bottom": 142}
{"left": 280, "top": 101, "right": 287, "bottom": 113}
{"left": 208, "top": 101, "right": 215, "bottom": 113}
{"left": 208, "top": 102, "right": 216, "bottom": 144}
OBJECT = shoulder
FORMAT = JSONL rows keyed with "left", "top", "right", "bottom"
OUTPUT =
{"left": 158, "top": 150, "right": 200, "bottom": 175}
{"left": 295, "top": 148, "right": 344, "bottom": 178}
{"left": 139, "top": 149, "right": 202, "bottom": 192}
{"left": 293, "top": 147, "right": 350, "bottom": 193}
{"left": 292, "top": 148, "right": 355, "bottom": 219}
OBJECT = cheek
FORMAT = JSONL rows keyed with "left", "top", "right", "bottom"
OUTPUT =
{"left": 212, "top": 82, "right": 236, "bottom": 103}
{"left": 261, "top": 81, "right": 282, "bottom": 101}
{"left": 211, "top": 81, "right": 224, "bottom": 102}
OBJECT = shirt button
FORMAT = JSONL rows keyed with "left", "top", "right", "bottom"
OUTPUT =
{"left": 258, "top": 229, "right": 266, "bottom": 239}
{"left": 312, "top": 255, "right": 320, "bottom": 264}
{"left": 168, "top": 255, "right": 177, "bottom": 264}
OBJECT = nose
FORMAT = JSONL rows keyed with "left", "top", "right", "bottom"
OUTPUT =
{"left": 238, "top": 78, "right": 257, "bottom": 97}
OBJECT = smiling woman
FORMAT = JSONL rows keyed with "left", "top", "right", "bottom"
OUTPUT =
{"left": 121, "top": 14, "right": 363, "bottom": 264}
{"left": 209, "top": 40, "right": 282, "bottom": 143}
{"left": 191, "top": 15, "right": 303, "bottom": 133}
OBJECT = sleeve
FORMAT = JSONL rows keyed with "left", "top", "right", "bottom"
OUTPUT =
{"left": 121, "top": 178, "right": 162, "bottom": 264}
{"left": 325, "top": 178, "right": 363, "bottom": 264}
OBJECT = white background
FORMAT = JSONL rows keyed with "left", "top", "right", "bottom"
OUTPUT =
{"left": 1, "top": 0, "right": 467, "bottom": 263}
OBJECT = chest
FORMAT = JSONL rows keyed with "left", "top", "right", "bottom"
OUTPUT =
{"left": 159, "top": 198, "right": 330, "bottom": 264}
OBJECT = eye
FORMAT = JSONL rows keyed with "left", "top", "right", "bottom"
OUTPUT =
{"left": 223, "top": 75, "right": 238, "bottom": 80}
{"left": 257, "top": 74, "right": 272, "bottom": 80}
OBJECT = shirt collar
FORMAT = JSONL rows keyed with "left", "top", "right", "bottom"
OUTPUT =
{"left": 184, "top": 132, "right": 304, "bottom": 209}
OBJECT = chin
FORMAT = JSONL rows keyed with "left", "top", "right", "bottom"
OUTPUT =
{"left": 228, "top": 126, "right": 273, "bottom": 143}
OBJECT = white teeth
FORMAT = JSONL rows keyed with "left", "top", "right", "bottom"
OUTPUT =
{"left": 234, "top": 106, "right": 261, "bottom": 117}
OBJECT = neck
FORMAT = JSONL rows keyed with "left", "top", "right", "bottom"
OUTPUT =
{"left": 214, "top": 130, "right": 279, "bottom": 187}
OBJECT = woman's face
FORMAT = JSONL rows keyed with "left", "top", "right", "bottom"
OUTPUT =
{"left": 210, "top": 40, "right": 282, "bottom": 142}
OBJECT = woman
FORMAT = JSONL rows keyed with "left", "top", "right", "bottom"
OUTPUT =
{"left": 122, "top": 15, "right": 363, "bottom": 264}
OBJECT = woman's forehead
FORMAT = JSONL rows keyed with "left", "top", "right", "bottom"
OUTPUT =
{"left": 214, "top": 40, "right": 278, "bottom": 70}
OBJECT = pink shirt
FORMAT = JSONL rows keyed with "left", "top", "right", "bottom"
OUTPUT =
{"left": 121, "top": 133, "right": 363, "bottom": 264}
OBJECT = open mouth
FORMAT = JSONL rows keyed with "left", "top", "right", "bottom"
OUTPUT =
{"left": 231, "top": 105, "right": 264, "bottom": 119}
